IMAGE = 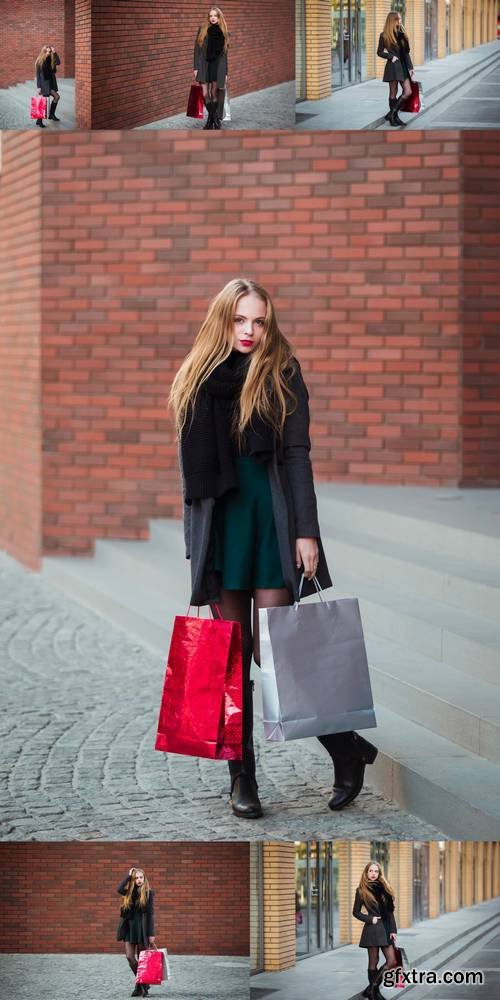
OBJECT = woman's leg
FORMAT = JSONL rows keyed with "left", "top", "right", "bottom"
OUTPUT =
{"left": 49, "top": 88, "right": 60, "bottom": 120}
{"left": 390, "top": 78, "right": 412, "bottom": 125}
{"left": 362, "top": 946, "right": 380, "bottom": 997}
{"left": 385, "top": 80, "right": 398, "bottom": 119}
{"left": 216, "top": 589, "right": 261, "bottom": 815}
{"left": 373, "top": 943, "right": 398, "bottom": 994}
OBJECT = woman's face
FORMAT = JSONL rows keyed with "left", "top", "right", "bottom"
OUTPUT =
{"left": 45, "top": 46, "right": 51, "bottom": 55}
{"left": 134, "top": 870, "right": 145, "bottom": 887}
{"left": 231, "top": 293, "right": 266, "bottom": 354}
{"left": 395, "top": 14, "right": 401, "bottom": 27}
{"left": 368, "top": 864, "right": 380, "bottom": 882}
{"left": 209, "top": 9, "right": 219, "bottom": 23}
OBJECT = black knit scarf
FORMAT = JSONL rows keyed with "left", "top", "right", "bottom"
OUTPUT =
{"left": 369, "top": 879, "right": 394, "bottom": 918}
{"left": 206, "top": 23, "right": 225, "bottom": 61}
{"left": 181, "top": 351, "right": 277, "bottom": 502}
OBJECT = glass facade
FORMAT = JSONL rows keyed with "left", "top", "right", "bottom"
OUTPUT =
{"left": 331, "top": 0, "right": 369, "bottom": 89}
{"left": 295, "top": 842, "right": 338, "bottom": 958}
{"left": 413, "top": 842, "right": 430, "bottom": 922}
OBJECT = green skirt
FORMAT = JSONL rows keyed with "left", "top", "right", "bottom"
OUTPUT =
{"left": 212, "top": 457, "right": 285, "bottom": 590}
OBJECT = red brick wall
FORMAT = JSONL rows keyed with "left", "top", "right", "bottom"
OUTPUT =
{"left": 38, "top": 130, "right": 465, "bottom": 555}
{"left": 75, "top": 0, "right": 92, "bottom": 141}
{"left": 0, "top": 0, "right": 74, "bottom": 89}
{"left": 0, "top": 842, "right": 250, "bottom": 954}
{"left": 0, "top": 133, "right": 43, "bottom": 570}
{"left": 76, "top": 0, "right": 294, "bottom": 129}
{"left": 462, "top": 130, "right": 500, "bottom": 486}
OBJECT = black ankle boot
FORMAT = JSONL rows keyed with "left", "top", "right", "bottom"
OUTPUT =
{"left": 131, "top": 986, "right": 143, "bottom": 997}
{"left": 389, "top": 94, "right": 407, "bottom": 127}
{"left": 385, "top": 98, "right": 396, "bottom": 121}
{"left": 49, "top": 99, "right": 60, "bottom": 121}
{"left": 362, "top": 969, "right": 379, "bottom": 999}
{"left": 319, "top": 731, "right": 377, "bottom": 811}
{"left": 36, "top": 118, "right": 46, "bottom": 128}
{"left": 230, "top": 773, "right": 263, "bottom": 818}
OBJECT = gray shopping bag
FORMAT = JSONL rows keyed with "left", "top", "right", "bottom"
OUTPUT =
{"left": 259, "top": 576, "right": 376, "bottom": 741}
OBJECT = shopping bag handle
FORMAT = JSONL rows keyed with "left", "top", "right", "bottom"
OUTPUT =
{"left": 185, "top": 603, "right": 223, "bottom": 620}
{"left": 296, "top": 573, "right": 325, "bottom": 605}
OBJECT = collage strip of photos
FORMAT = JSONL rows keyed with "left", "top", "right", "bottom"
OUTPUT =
{"left": 0, "top": 2, "right": 499, "bottom": 999}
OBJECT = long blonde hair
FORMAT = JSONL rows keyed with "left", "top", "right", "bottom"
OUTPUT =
{"left": 197, "top": 8, "right": 229, "bottom": 50}
{"left": 358, "top": 862, "right": 395, "bottom": 910}
{"left": 169, "top": 278, "right": 297, "bottom": 440}
{"left": 120, "top": 868, "right": 150, "bottom": 913}
{"left": 35, "top": 46, "right": 55, "bottom": 69}
{"left": 382, "top": 12, "right": 409, "bottom": 48}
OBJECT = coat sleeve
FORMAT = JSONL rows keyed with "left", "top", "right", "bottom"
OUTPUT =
{"left": 36, "top": 65, "right": 41, "bottom": 88}
{"left": 146, "top": 891, "right": 155, "bottom": 937}
{"left": 178, "top": 442, "right": 191, "bottom": 559}
{"left": 54, "top": 52, "right": 61, "bottom": 67}
{"left": 118, "top": 876, "right": 130, "bottom": 896}
{"left": 406, "top": 47, "right": 414, "bottom": 70}
{"left": 377, "top": 33, "right": 393, "bottom": 60}
{"left": 282, "top": 365, "right": 320, "bottom": 539}
{"left": 353, "top": 889, "right": 372, "bottom": 924}
{"left": 194, "top": 31, "right": 201, "bottom": 70}
{"left": 389, "top": 908, "right": 397, "bottom": 934}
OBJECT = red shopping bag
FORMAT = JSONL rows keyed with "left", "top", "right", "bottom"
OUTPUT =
{"left": 187, "top": 83, "right": 205, "bottom": 119}
{"left": 400, "top": 80, "right": 421, "bottom": 113}
{"left": 155, "top": 606, "right": 243, "bottom": 760}
{"left": 30, "top": 95, "right": 48, "bottom": 119}
{"left": 136, "top": 949, "right": 163, "bottom": 986}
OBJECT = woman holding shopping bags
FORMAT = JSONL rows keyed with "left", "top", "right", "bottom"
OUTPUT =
{"left": 117, "top": 867, "right": 156, "bottom": 997}
{"left": 377, "top": 12, "right": 415, "bottom": 127}
{"left": 35, "top": 44, "right": 62, "bottom": 127}
{"left": 170, "top": 277, "right": 378, "bottom": 820}
{"left": 353, "top": 861, "right": 399, "bottom": 999}
{"left": 193, "top": 7, "right": 229, "bottom": 130}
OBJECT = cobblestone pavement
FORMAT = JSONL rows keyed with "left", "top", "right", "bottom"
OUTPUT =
{"left": 137, "top": 82, "right": 294, "bottom": 130}
{"left": 0, "top": 553, "right": 440, "bottom": 841}
{"left": 0, "top": 954, "right": 249, "bottom": 1000}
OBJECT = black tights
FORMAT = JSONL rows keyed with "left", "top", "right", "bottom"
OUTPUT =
{"left": 215, "top": 587, "right": 355, "bottom": 784}
{"left": 202, "top": 81, "right": 225, "bottom": 118}
{"left": 389, "top": 79, "right": 412, "bottom": 105}
{"left": 125, "top": 941, "right": 144, "bottom": 975}
{"left": 368, "top": 943, "right": 398, "bottom": 982}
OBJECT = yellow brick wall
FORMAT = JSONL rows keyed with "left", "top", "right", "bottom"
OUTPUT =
{"left": 305, "top": 0, "right": 332, "bottom": 98}
{"left": 338, "top": 842, "right": 372, "bottom": 945}
{"left": 445, "top": 843, "right": 459, "bottom": 912}
{"left": 462, "top": 842, "right": 475, "bottom": 907}
{"left": 262, "top": 841, "right": 296, "bottom": 972}
{"left": 428, "top": 842, "right": 441, "bottom": 919}
{"left": 387, "top": 842, "right": 413, "bottom": 930}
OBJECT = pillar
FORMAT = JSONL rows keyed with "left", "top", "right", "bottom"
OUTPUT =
{"left": 262, "top": 842, "right": 296, "bottom": 972}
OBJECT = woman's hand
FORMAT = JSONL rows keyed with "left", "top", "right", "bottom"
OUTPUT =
{"left": 193, "top": 69, "right": 198, "bottom": 79}
{"left": 128, "top": 867, "right": 135, "bottom": 876}
{"left": 296, "top": 538, "right": 319, "bottom": 579}
{"left": 390, "top": 932, "right": 397, "bottom": 940}
{"left": 372, "top": 916, "right": 380, "bottom": 924}
{"left": 392, "top": 55, "right": 399, "bottom": 62}
{"left": 410, "top": 69, "right": 415, "bottom": 79}
{"left": 149, "top": 936, "right": 156, "bottom": 946}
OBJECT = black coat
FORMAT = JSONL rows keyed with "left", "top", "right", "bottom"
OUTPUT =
{"left": 36, "top": 52, "right": 61, "bottom": 95}
{"left": 353, "top": 887, "right": 397, "bottom": 948}
{"left": 181, "top": 362, "right": 332, "bottom": 605}
{"left": 377, "top": 32, "right": 413, "bottom": 83}
{"left": 116, "top": 877, "right": 155, "bottom": 946}
{"left": 193, "top": 30, "right": 228, "bottom": 88}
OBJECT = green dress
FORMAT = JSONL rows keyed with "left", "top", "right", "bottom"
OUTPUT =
{"left": 212, "top": 456, "right": 285, "bottom": 590}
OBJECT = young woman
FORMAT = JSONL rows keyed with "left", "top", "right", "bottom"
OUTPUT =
{"left": 193, "top": 8, "right": 229, "bottom": 130}
{"left": 353, "top": 861, "right": 398, "bottom": 1000}
{"left": 377, "top": 13, "right": 415, "bottom": 127}
{"left": 35, "top": 44, "right": 61, "bottom": 128}
{"left": 117, "top": 867, "right": 156, "bottom": 998}
{"left": 170, "top": 277, "right": 378, "bottom": 820}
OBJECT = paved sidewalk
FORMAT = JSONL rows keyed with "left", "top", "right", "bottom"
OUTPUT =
{"left": 137, "top": 82, "right": 294, "bottom": 130}
{"left": 251, "top": 898, "right": 500, "bottom": 1000}
{"left": 296, "top": 40, "right": 500, "bottom": 130}
{"left": 0, "top": 954, "right": 249, "bottom": 1000}
{"left": 0, "top": 78, "right": 76, "bottom": 130}
{"left": 0, "top": 551, "right": 439, "bottom": 841}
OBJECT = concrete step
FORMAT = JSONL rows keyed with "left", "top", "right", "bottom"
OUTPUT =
{"left": 367, "top": 634, "right": 500, "bottom": 765}
{"left": 368, "top": 704, "right": 500, "bottom": 839}
{"left": 323, "top": 521, "right": 500, "bottom": 623}
{"left": 328, "top": 567, "right": 500, "bottom": 687}
{"left": 316, "top": 484, "right": 500, "bottom": 569}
